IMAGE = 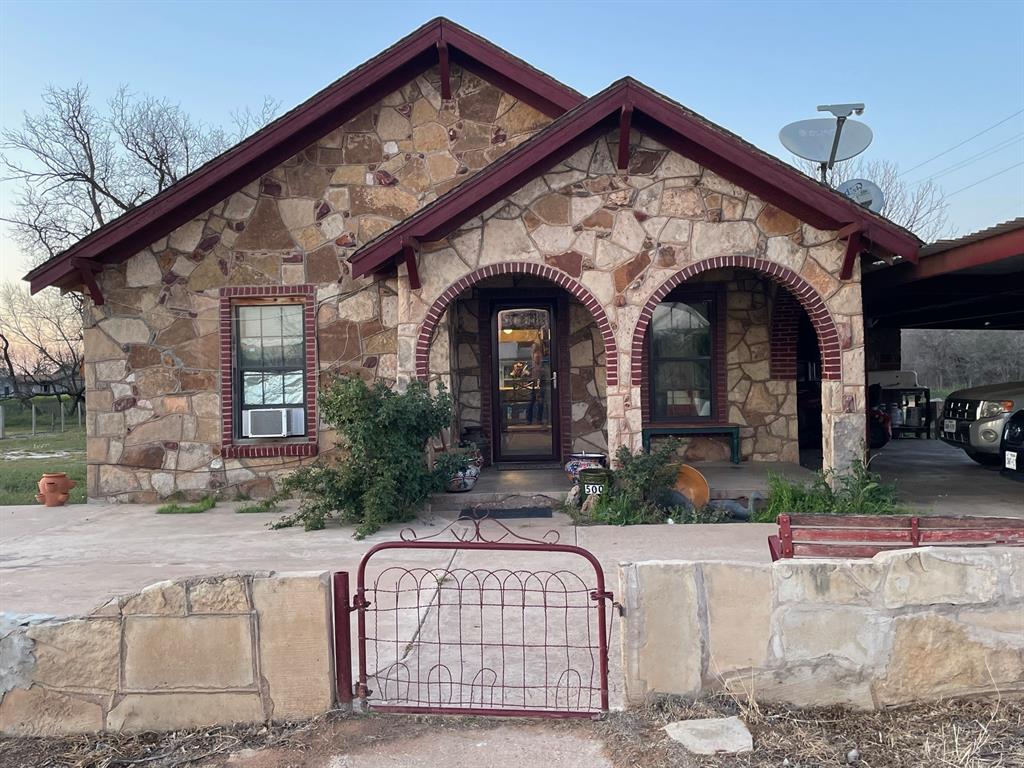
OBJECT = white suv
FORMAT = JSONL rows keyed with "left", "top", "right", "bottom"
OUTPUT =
{"left": 941, "top": 382, "right": 1024, "bottom": 466}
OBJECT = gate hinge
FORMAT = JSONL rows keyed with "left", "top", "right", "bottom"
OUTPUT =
{"left": 352, "top": 595, "right": 371, "bottom": 610}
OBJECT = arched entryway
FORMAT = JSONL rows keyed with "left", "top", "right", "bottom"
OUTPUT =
{"left": 628, "top": 255, "right": 846, "bottom": 469}
{"left": 416, "top": 261, "right": 619, "bottom": 465}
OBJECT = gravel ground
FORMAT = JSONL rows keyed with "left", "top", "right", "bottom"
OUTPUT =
{"left": 2, "top": 696, "right": 1022, "bottom": 768}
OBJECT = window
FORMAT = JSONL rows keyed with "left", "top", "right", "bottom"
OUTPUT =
{"left": 648, "top": 296, "right": 715, "bottom": 421}
{"left": 235, "top": 303, "right": 306, "bottom": 436}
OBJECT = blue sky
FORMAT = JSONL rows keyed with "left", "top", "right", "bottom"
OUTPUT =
{"left": 1, "top": 0, "right": 1022, "bottom": 282}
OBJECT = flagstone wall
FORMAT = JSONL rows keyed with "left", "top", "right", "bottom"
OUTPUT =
{"left": 81, "top": 65, "right": 553, "bottom": 501}
{"left": 620, "top": 547, "right": 1024, "bottom": 709}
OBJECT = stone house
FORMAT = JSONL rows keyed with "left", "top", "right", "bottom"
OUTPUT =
{"left": 25, "top": 19, "right": 920, "bottom": 502}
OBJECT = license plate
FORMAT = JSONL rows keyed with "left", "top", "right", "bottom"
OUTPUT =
{"left": 1007, "top": 451, "right": 1018, "bottom": 470}
{"left": 943, "top": 419, "right": 957, "bottom": 434}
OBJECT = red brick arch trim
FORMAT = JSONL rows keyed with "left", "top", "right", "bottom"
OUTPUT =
{"left": 416, "top": 261, "right": 618, "bottom": 387}
{"left": 630, "top": 256, "right": 842, "bottom": 386}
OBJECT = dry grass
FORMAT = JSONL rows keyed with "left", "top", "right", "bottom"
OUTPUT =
{"left": 600, "top": 695, "right": 1024, "bottom": 767}
{"left": 1, "top": 697, "right": 1021, "bottom": 768}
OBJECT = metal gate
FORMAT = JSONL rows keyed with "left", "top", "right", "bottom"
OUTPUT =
{"left": 337, "top": 516, "right": 614, "bottom": 718}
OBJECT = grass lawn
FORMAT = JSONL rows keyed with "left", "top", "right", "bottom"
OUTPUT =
{"left": 0, "top": 429, "right": 87, "bottom": 505}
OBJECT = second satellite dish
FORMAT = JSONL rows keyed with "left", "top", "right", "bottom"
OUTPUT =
{"left": 837, "top": 178, "right": 885, "bottom": 212}
{"left": 779, "top": 118, "right": 873, "bottom": 163}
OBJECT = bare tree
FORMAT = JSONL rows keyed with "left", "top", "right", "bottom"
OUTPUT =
{"left": 2, "top": 83, "right": 279, "bottom": 268}
{"left": 793, "top": 157, "right": 950, "bottom": 242}
{"left": 0, "top": 283, "right": 85, "bottom": 410}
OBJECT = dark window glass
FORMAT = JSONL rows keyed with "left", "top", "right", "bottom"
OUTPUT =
{"left": 235, "top": 304, "right": 306, "bottom": 432}
{"left": 649, "top": 299, "right": 714, "bottom": 420}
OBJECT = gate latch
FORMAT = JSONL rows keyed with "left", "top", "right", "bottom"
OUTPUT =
{"left": 352, "top": 595, "right": 371, "bottom": 610}
{"left": 591, "top": 590, "right": 624, "bottom": 616}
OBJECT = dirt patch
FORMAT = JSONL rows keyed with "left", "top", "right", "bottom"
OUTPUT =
{"left": 1, "top": 697, "right": 1021, "bottom": 768}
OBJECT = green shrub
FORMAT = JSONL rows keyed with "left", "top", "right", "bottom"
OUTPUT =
{"left": 751, "top": 459, "right": 907, "bottom": 523}
{"left": 272, "top": 377, "right": 452, "bottom": 538}
{"left": 157, "top": 495, "right": 216, "bottom": 515}
{"left": 571, "top": 441, "right": 726, "bottom": 526}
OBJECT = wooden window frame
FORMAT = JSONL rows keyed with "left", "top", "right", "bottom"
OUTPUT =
{"left": 219, "top": 286, "right": 318, "bottom": 459}
{"left": 644, "top": 284, "right": 727, "bottom": 426}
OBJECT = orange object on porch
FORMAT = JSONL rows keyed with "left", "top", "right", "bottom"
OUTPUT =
{"left": 36, "top": 472, "right": 75, "bottom": 507}
{"left": 674, "top": 464, "right": 710, "bottom": 509}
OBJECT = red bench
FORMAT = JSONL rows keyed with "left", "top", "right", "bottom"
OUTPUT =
{"left": 768, "top": 514, "right": 1024, "bottom": 561}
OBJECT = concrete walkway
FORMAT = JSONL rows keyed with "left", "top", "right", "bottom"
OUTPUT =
{"left": 873, "top": 438, "right": 1024, "bottom": 517}
{"left": 0, "top": 502, "right": 773, "bottom": 618}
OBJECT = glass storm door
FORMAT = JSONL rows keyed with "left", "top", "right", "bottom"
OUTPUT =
{"left": 492, "top": 303, "right": 558, "bottom": 462}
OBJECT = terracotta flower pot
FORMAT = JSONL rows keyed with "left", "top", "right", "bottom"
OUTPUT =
{"left": 36, "top": 472, "right": 75, "bottom": 507}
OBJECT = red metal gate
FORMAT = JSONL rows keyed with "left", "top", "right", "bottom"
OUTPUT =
{"left": 337, "top": 516, "right": 613, "bottom": 718}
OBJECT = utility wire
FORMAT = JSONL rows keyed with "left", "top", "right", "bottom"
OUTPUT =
{"left": 900, "top": 109, "right": 1024, "bottom": 176}
{"left": 914, "top": 133, "right": 1024, "bottom": 183}
{"left": 946, "top": 161, "right": 1024, "bottom": 198}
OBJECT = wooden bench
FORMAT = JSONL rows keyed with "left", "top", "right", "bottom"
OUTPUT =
{"left": 642, "top": 425, "right": 741, "bottom": 464}
{"left": 768, "top": 514, "right": 1024, "bottom": 561}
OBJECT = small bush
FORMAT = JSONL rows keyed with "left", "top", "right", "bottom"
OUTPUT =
{"left": 272, "top": 377, "right": 452, "bottom": 538}
{"left": 157, "top": 496, "right": 216, "bottom": 515}
{"left": 571, "top": 441, "right": 726, "bottom": 526}
{"left": 751, "top": 458, "right": 907, "bottom": 523}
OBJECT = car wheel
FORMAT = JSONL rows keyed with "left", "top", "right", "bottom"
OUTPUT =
{"left": 966, "top": 450, "right": 1002, "bottom": 467}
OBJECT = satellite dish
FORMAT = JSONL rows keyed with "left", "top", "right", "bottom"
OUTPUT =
{"left": 779, "top": 118, "right": 873, "bottom": 163}
{"left": 837, "top": 178, "right": 885, "bottom": 213}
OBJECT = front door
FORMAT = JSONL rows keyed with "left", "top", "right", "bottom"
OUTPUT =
{"left": 491, "top": 301, "right": 559, "bottom": 462}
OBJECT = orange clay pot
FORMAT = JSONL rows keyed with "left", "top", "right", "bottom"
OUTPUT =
{"left": 36, "top": 472, "right": 75, "bottom": 507}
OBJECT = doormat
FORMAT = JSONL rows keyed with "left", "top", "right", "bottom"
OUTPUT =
{"left": 460, "top": 507, "right": 554, "bottom": 519}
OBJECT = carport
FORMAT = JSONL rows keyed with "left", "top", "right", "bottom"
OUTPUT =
{"left": 861, "top": 217, "right": 1024, "bottom": 515}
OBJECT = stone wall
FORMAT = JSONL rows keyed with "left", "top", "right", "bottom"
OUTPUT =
{"left": 82, "top": 64, "right": 553, "bottom": 501}
{"left": 0, "top": 573, "right": 333, "bottom": 735}
{"left": 403, "top": 130, "right": 863, "bottom": 473}
{"left": 619, "top": 548, "right": 1024, "bottom": 709}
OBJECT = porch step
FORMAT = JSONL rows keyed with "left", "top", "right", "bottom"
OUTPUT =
{"left": 429, "top": 489, "right": 567, "bottom": 513}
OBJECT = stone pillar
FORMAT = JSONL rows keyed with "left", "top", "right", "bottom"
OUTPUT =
{"left": 395, "top": 265, "right": 420, "bottom": 391}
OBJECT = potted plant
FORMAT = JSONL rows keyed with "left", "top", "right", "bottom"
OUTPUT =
{"left": 435, "top": 450, "right": 481, "bottom": 493}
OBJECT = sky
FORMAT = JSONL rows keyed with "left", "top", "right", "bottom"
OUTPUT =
{"left": 1, "top": 0, "right": 1022, "bottom": 285}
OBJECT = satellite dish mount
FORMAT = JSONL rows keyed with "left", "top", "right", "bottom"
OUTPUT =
{"left": 816, "top": 103, "right": 866, "bottom": 181}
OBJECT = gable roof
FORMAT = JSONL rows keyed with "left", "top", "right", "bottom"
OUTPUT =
{"left": 351, "top": 78, "right": 921, "bottom": 279}
{"left": 24, "top": 17, "right": 584, "bottom": 294}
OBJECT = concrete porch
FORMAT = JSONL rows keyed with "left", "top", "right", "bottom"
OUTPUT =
{"left": 428, "top": 461, "right": 815, "bottom": 512}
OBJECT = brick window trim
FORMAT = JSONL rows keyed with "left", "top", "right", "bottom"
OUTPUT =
{"left": 219, "top": 285, "right": 318, "bottom": 460}
{"left": 416, "top": 261, "right": 619, "bottom": 388}
{"left": 640, "top": 284, "right": 727, "bottom": 426}
{"left": 631, "top": 255, "right": 843, "bottom": 387}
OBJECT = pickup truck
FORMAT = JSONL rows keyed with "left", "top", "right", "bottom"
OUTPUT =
{"left": 941, "top": 381, "right": 1024, "bottom": 466}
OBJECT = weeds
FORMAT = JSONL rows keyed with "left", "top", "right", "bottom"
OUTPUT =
{"left": 751, "top": 458, "right": 907, "bottom": 523}
{"left": 156, "top": 496, "right": 216, "bottom": 515}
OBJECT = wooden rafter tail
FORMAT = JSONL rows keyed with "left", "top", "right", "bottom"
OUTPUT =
{"left": 403, "top": 236, "right": 421, "bottom": 289}
{"left": 74, "top": 259, "right": 105, "bottom": 306}
{"left": 437, "top": 41, "right": 452, "bottom": 100}
{"left": 840, "top": 225, "right": 865, "bottom": 280}
{"left": 617, "top": 103, "right": 633, "bottom": 170}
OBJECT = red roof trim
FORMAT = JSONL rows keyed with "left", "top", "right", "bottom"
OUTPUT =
{"left": 25, "top": 18, "right": 583, "bottom": 294}
{"left": 350, "top": 79, "right": 920, "bottom": 279}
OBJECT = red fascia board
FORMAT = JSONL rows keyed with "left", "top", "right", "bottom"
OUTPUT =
{"left": 865, "top": 225, "right": 1024, "bottom": 289}
{"left": 627, "top": 82, "right": 920, "bottom": 260}
{"left": 442, "top": 26, "right": 583, "bottom": 115}
{"left": 25, "top": 17, "right": 583, "bottom": 293}
{"left": 352, "top": 80, "right": 919, "bottom": 277}
{"left": 350, "top": 83, "right": 630, "bottom": 278}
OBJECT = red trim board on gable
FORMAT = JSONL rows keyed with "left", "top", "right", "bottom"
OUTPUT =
{"left": 24, "top": 18, "right": 583, "bottom": 295}
{"left": 349, "top": 79, "right": 920, "bottom": 280}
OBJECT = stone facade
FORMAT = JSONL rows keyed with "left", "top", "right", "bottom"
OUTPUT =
{"left": 408, "top": 131, "right": 863, "bottom": 470}
{"left": 620, "top": 547, "right": 1024, "bottom": 709}
{"left": 80, "top": 64, "right": 865, "bottom": 499}
{"left": 82, "top": 66, "right": 553, "bottom": 500}
{"left": 0, "top": 573, "right": 333, "bottom": 735}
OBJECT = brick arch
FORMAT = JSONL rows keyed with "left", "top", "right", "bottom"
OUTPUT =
{"left": 630, "top": 255, "right": 842, "bottom": 386}
{"left": 416, "top": 261, "right": 618, "bottom": 387}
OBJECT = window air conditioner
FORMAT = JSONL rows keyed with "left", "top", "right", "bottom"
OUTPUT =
{"left": 242, "top": 408, "right": 306, "bottom": 438}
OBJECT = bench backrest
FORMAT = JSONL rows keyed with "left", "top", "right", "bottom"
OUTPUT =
{"left": 769, "top": 514, "right": 1024, "bottom": 560}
